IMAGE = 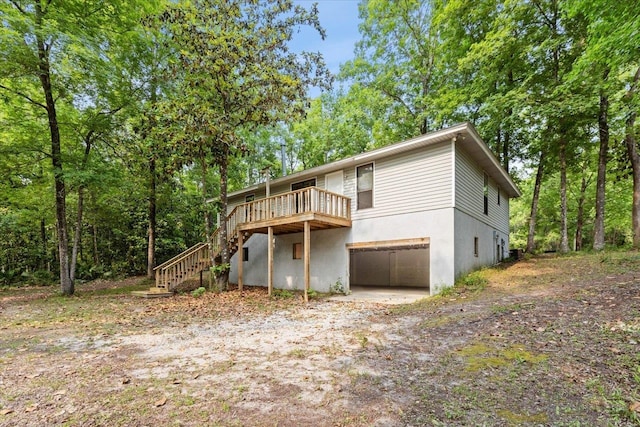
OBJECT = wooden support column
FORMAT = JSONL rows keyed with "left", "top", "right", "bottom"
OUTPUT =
{"left": 304, "top": 220, "right": 310, "bottom": 303}
{"left": 238, "top": 231, "right": 244, "bottom": 292}
{"left": 267, "top": 226, "right": 273, "bottom": 296}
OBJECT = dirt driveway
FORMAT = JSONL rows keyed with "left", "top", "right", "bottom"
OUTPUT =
{"left": 1, "top": 252, "right": 639, "bottom": 426}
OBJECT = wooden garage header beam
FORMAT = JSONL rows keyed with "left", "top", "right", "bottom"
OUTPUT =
{"left": 346, "top": 237, "right": 430, "bottom": 250}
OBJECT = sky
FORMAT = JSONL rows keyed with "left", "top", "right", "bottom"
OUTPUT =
{"left": 291, "top": 0, "right": 362, "bottom": 96}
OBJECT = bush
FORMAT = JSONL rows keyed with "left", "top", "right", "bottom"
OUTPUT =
{"left": 191, "top": 287, "right": 206, "bottom": 298}
{"left": 0, "top": 269, "right": 20, "bottom": 286}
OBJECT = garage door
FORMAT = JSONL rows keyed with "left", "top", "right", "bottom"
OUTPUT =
{"left": 349, "top": 245, "right": 430, "bottom": 288}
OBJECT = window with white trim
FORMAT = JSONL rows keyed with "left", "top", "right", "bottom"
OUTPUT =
{"left": 357, "top": 163, "right": 373, "bottom": 210}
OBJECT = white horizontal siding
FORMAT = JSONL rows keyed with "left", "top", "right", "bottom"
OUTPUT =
{"left": 455, "top": 145, "right": 510, "bottom": 233}
{"left": 350, "top": 141, "right": 453, "bottom": 220}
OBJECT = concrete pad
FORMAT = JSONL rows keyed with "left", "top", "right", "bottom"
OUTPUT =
{"left": 327, "top": 286, "right": 430, "bottom": 305}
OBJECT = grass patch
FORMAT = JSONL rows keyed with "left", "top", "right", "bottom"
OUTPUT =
{"left": 456, "top": 342, "right": 548, "bottom": 372}
{"left": 81, "top": 282, "right": 150, "bottom": 296}
{"left": 438, "top": 269, "right": 489, "bottom": 298}
{"left": 497, "top": 409, "right": 548, "bottom": 424}
{"left": 288, "top": 348, "right": 307, "bottom": 358}
{"left": 272, "top": 289, "right": 295, "bottom": 299}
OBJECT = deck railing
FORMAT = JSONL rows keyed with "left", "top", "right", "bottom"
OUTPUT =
{"left": 210, "top": 187, "right": 350, "bottom": 259}
{"left": 236, "top": 186, "right": 350, "bottom": 224}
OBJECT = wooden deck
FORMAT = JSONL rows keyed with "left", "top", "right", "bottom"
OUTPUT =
{"left": 146, "top": 187, "right": 352, "bottom": 298}
{"left": 212, "top": 187, "right": 351, "bottom": 253}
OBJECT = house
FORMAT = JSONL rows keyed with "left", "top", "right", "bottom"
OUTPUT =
{"left": 146, "top": 122, "right": 519, "bottom": 298}
{"left": 218, "top": 122, "right": 520, "bottom": 297}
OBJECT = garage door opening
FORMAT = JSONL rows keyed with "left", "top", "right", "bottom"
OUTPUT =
{"left": 349, "top": 243, "right": 430, "bottom": 289}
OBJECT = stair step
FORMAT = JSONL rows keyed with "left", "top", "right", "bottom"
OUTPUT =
{"left": 131, "top": 288, "right": 173, "bottom": 298}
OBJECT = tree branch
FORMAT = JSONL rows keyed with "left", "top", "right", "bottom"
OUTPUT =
{"left": 0, "top": 84, "right": 48, "bottom": 110}
{"left": 9, "top": 0, "right": 26, "bottom": 14}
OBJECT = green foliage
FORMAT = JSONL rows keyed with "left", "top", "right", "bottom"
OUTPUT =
{"left": 454, "top": 271, "right": 489, "bottom": 293}
{"left": 272, "top": 289, "right": 294, "bottom": 299}
{"left": 330, "top": 277, "right": 346, "bottom": 295}
{"left": 210, "top": 263, "right": 231, "bottom": 276}
{"left": 191, "top": 287, "right": 206, "bottom": 298}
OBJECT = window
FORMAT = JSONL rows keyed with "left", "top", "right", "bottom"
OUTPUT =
{"left": 292, "top": 178, "right": 316, "bottom": 213}
{"left": 474, "top": 237, "right": 479, "bottom": 257}
{"left": 291, "top": 178, "right": 316, "bottom": 191}
{"left": 245, "top": 194, "right": 255, "bottom": 202}
{"left": 497, "top": 187, "right": 501, "bottom": 206}
{"left": 357, "top": 163, "right": 374, "bottom": 210}
{"left": 242, "top": 247, "right": 249, "bottom": 261}
{"left": 293, "top": 243, "right": 302, "bottom": 259}
{"left": 483, "top": 173, "right": 489, "bottom": 215}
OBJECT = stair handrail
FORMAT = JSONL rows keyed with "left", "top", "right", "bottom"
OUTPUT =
{"left": 210, "top": 204, "right": 243, "bottom": 259}
{"left": 156, "top": 243, "right": 209, "bottom": 271}
{"left": 154, "top": 242, "right": 208, "bottom": 271}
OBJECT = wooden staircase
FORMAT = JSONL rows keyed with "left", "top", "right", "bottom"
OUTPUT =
{"left": 133, "top": 206, "right": 251, "bottom": 297}
{"left": 134, "top": 187, "right": 351, "bottom": 297}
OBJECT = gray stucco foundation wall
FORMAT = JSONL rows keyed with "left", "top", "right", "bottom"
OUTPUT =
{"left": 453, "top": 208, "right": 510, "bottom": 280}
{"left": 229, "top": 228, "right": 350, "bottom": 293}
{"left": 229, "top": 208, "right": 457, "bottom": 295}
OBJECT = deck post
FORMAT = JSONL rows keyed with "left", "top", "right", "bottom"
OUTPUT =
{"left": 238, "top": 231, "right": 244, "bottom": 292}
{"left": 304, "top": 220, "right": 310, "bottom": 303}
{"left": 268, "top": 226, "right": 273, "bottom": 296}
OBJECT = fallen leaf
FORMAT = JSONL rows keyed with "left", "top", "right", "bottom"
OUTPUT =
{"left": 122, "top": 377, "right": 131, "bottom": 384}
{"left": 630, "top": 401, "right": 640, "bottom": 413}
{"left": 25, "top": 405, "right": 37, "bottom": 413}
{"left": 192, "top": 373, "right": 200, "bottom": 380}
{"left": 1, "top": 409, "right": 13, "bottom": 415}
{"left": 154, "top": 397, "right": 167, "bottom": 407}
{"left": 53, "top": 390, "right": 67, "bottom": 396}
{"left": 172, "top": 378, "right": 181, "bottom": 384}
{"left": 26, "top": 373, "right": 41, "bottom": 379}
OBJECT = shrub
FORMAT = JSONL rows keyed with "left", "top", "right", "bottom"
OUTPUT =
{"left": 191, "top": 287, "right": 206, "bottom": 298}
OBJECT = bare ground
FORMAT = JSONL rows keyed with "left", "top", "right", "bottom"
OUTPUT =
{"left": 1, "top": 251, "right": 639, "bottom": 426}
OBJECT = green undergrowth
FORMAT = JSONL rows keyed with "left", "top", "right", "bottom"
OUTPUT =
{"left": 392, "top": 269, "right": 490, "bottom": 314}
{"left": 455, "top": 341, "right": 548, "bottom": 373}
{"left": 80, "top": 282, "right": 151, "bottom": 296}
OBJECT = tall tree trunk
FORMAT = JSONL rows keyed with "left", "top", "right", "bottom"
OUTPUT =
{"left": 92, "top": 224, "right": 99, "bottom": 265}
{"left": 575, "top": 170, "right": 588, "bottom": 251}
{"left": 147, "top": 155, "right": 157, "bottom": 279}
{"left": 559, "top": 138, "right": 570, "bottom": 253}
{"left": 71, "top": 134, "right": 92, "bottom": 283}
{"left": 70, "top": 186, "right": 84, "bottom": 283}
{"left": 593, "top": 71, "right": 610, "bottom": 251}
{"left": 502, "top": 69, "right": 514, "bottom": 173}
{"left": 35, "top": 1, "right": 72, "bottom": 295}
{"left": 527, "top": 151, "right": 545, "bottom": 253}
{"left": 624, "top": 66, "right": 640, "bottom": 248}
{"left": 503, "top": 127, "right": 511, "bottom": 173}
{"left": 40, "top": 218, "right": 47, "bottom": 270}
{"left": 626, "top": 118, "right": 640, "bottom": 247}
{"left": 215, "top": 154, "right": 230, "bottom": 289}
{"left": 200, "top": 155, "right": 212, "bottom": 239}
{"left": 146, "top": 83, "right": 158, "bottom": 280}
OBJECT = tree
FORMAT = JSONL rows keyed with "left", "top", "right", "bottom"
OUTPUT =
{"left": 342, "top": 0, "right": 440, "bottom": 139}
{"left": 0, "top": 0, "right": 159, "bottom": 294}
{"left": 157, "top": 0, "right": 331, "bottom": 287}
{"left": 566, "top": 0, "right": 640, "bottom": 247}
